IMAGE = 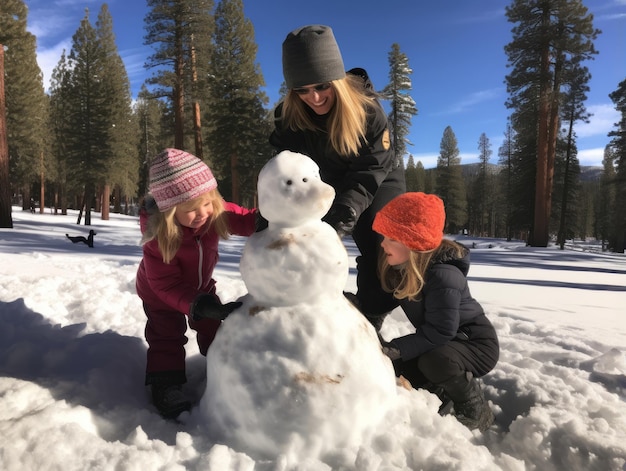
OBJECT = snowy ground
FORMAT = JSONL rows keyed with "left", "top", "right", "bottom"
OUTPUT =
{"left": 0, "top": 206, "right": 625, "bottom": 470}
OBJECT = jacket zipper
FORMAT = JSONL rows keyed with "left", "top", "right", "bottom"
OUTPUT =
{"left": 196, "top": 237, "right": 203, "bottom": 289}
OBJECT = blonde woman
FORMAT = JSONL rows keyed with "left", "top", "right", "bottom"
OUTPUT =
{"left": 135, "top": 148, "right": 257, "bottom": 418}
{"left": 270, "top": 25, "right": 406, "bottom": 330}
{"left": 373, "top": 192, "right": 499, "bottom": 432}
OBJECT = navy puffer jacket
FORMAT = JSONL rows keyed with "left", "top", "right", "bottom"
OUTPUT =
{"left": 392, "top": 242, "right": 497, "bottom": 361}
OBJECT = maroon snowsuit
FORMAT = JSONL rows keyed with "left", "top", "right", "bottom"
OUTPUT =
{"left": 136, "top": 200, "right": 257, "bottom": 386}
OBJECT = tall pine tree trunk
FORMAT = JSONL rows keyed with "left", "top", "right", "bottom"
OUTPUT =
{"left": 173, "top": 26, "right": 185, "bottom": 149}
{"left": 39, "top": 151, "right": 45, "bottom": 214}
{"left": 0, "top": 45, "right": 12, "bottom": 228}
{"left": 557, "top": 112, "right": 575, "bottom": 250}
{"left": 190, "top": 36, "right": 203, "bottom": 159}
{"left": 533, "top": 86, "right": 550, "bottom": 246}
{"left": 531, "top": 7, "right": 552, "bottom": 248}
{"left": 231, "top": 151, "right": 239, "bottom": 204}
{"left": 102, "top": 184, "right": 110, "bottom": 220}
{"left": 544, "top": 52, "right": 564, "bottom": 240}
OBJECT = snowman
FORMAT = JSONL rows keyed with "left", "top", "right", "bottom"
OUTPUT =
{"left": 199, "top": 151, "right": 397, "bottom": 462}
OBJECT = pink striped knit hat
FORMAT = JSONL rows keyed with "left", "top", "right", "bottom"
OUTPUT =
{"left": 149, "top": 148, "right": 217, "bottom": 212}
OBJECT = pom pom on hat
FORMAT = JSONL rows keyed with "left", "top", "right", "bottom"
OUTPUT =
{"left": 373, "top": 192, "right": 446, "bottom": 251}
{"left": 282, "top": 24, "right": 346, "bottom": 89}
{"left": 149, "top": 148, "right": 217, "bottom": 212}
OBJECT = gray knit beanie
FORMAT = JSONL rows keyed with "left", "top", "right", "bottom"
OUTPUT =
{"left": 282, "top": 25, "right": 346, "bottom": 89}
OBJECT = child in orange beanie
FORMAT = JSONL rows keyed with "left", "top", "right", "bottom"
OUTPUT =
{"left": 372, "top": 192, "right": 499, "bottom": 432}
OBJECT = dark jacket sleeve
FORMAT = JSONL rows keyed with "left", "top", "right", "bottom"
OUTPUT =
{"left": 333, "top": 105, "right": 396, "bottom": 218}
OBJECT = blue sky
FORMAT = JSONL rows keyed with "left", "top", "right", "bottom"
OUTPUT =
{"left": 24, "top": 0, "right": 625, "bottom": 169}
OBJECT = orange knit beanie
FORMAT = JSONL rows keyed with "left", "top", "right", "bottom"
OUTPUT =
{"left": 372, "top": 192, "right": 446, "bottom": 251}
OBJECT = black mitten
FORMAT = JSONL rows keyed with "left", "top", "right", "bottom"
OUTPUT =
{"left": 255, "top": 212, "right": 269, "bottom": 232}
{"left": 378, "top": 334, "right": 401, "bottom": 361}
{"left": 190, "top": 294, "right": 242, "bottom": 321}
{"left": 323, "top": 204, "right": 357, "bottom": 237}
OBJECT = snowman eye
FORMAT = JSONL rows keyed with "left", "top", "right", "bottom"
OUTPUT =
{"left": 302, "top": 178, "right": 308, "bottom": 182}
{"left": 286, "top": 179, "right": 293, "bottom": 185}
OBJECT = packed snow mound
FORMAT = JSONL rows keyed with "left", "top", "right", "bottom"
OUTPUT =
{"left": 200, "top": 294, "right": 397, "bottom": 461}
{"left": 200, "top": 151, "right": 397, "bottom": 462}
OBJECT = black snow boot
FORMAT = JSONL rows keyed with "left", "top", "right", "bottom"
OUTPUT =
{"left": 152, "top": 384, "right": 191, "bottom": 419}
{"left": 423, "top": 382, "right": 454, "bottom": 416}
{"left": 439, "top": 372, "right": 494, "bottom": 432}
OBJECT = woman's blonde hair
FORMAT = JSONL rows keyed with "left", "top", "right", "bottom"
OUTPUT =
{"left": 379, "top": 239, "right": 465, "bottom": 301}
{"left": 282, "top": 74, "right": 379, "bottom": 156}
{"left": 141, "top": 189, "right": 229, "bottom": 264}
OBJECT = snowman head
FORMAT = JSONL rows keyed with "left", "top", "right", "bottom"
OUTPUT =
{"left": 258, "top": 151, "right": 335, "bottom": 227}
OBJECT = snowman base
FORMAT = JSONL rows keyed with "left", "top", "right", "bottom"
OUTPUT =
{"left": 199, "top": 294, "right": 397, "bottom": 461}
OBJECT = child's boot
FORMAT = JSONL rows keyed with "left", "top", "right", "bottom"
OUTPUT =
{"left": 151, "top": 383, "right": 191, "bottom": 419}
{"left": 439, "top": 371, "right": 494, "bottom": 432}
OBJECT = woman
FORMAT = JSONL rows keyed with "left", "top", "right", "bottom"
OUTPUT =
{"left": 269, "top": 24, "right": 406, "bottom": 328}
{"left": 372, "top": 192, "right": 499, "bottom": 432}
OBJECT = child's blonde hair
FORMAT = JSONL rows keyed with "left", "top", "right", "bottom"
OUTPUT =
{"left": 282, "top": 75, "right": 379, "bottom": 157}
{"left": 142, "top": 189, "right": 229, "bottom": 264}
{"left": 379, "top": 239, "right": 465, "bottom": 301}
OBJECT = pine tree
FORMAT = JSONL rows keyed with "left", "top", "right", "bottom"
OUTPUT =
{"left": 596, "top": 145, "right": 617, "bottom": 249}
{"left": 135, "top": 84, "right": 171, "bottom": 199}
{"left": 0, "top": 45, "right": 9, "bottom": 228}
{"left": 576, "top": 179, "right": 594, "bottom": 240}
{"left": 64, "top": 8, "right": 113, "bottom": 225}
{"left": 472, "top": 133, "right": 493, "bottom": 236}
{"left": 144, "top": 0, "right": 215, "bottom": 151}
{"left": 498, "top": 123, "right": 516, "bottom": 241}
{"left": 381, "top": 43, "right": 418, "bottom": 164}
{"left": 607, "top": 78, "right": 626, "bottom": 252}
{"left": 204, "top": 0, "right": 270, "bottom": 205}
{"left": 0, "top": 0, "right": 48, "bottom": 219}
{"left": 508, "top": 102, "right": 539, "bottom": 241}
{"left": 415, "top": 160, "right": 426, "bottom": 192}
{"left": 555, "top": 64, "right": 589, "bottom": 248}
{"left": 405, "top": 154, "right": 419, "bottom": 191}
{"left": 436, "top": 126, "right": 466, "bottom": 234}
{"left": 505, "top": 0, "right": 599, "bottom": 247}
{"left": 96, "top": 4, "right": 138, "bottom": 216}
{"left": 49, "top": 51, "right": 72, "bottom": 214}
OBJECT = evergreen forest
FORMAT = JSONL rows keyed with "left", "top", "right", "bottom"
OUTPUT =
{"left": 0, "top": 0, "right": 624, "bottom": 253}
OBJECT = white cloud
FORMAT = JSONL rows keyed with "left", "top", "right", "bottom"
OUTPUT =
{"left": 27, "top": 8, "right": 77, "bottom": 42}
{"left": 575, "top": 103, "right": 618, "bottom": 138}
{"left": 577, "top": 147, "right": 606, "bottom": 167}
{"left": 35, "top": 40, "right": 72, "bottom": 92}
{"left": 407, "top": 152, "right": 439, "bottom": 169}
{"left": 436, "top": 88, "right": 504, "bottom": 116}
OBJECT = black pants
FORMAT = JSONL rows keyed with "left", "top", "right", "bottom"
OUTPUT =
{"left": 351, "top": 167, "right": 405, "bottom": 318}
{"left": 391, "top": 320, "right": 500, "bottom": 387}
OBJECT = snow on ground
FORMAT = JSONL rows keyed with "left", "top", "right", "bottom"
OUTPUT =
{"left": 0, "top": 206, "right": 625, "bottom": 470}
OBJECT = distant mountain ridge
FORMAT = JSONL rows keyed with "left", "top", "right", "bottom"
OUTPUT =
{"left": 452, "top": 162, "right": 603, "bottom": 181}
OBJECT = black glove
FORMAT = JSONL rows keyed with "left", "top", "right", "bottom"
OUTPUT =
{"left": 378, "top": 334, "right": 401, "bottom": 361}
{"left": 190, "top": 294, "right": 242, "bottom": 321}
{"left": 255, "top": 212, "right": 269, "bottom": 232}
{"left": 323, "top": 204, "right": 357, "bottom": 237}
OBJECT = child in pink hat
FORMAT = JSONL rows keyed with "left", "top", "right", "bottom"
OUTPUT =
{"left": 135, "top": 148, "right": 258, "bottom": 419}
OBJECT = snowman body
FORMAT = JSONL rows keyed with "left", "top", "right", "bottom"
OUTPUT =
{"left": 200, "top": 151, "right": 396, "bottom": 460}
